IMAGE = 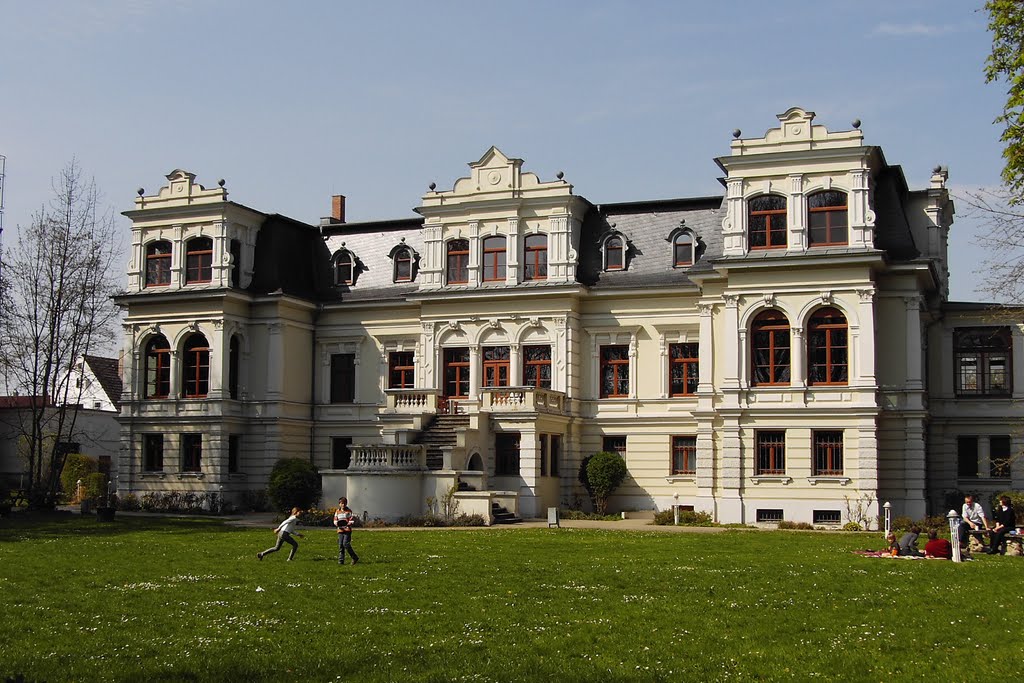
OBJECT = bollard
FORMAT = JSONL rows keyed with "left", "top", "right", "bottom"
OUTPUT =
{"left": 947, "top": 509, "right": 962, "bottom": 563}
{"left": 883, "top": 501, "right": 891, "bottom": 540}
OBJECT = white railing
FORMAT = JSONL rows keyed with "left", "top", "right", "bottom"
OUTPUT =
{"left": 384, "top": 389, "right": 439, "bottom": 414}
{"left": 348, "top": 444, "right": 427, "bottom": 471}
{"left": 480, "top": 386, "right": 565, "bottom": 414}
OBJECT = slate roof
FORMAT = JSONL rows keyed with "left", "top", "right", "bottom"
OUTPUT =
{"left": 321, "top": 218, "right": 426, "bottom": 303}
{"left": 83, "top": 355, "right": 123, "bottom": 407}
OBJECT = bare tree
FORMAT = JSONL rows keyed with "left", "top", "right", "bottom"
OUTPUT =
{"left": 0, "top": 160, "right": 122, "bottom": 508}
{"left": 960, "top": 188, "right": 1024, "bottom": 304}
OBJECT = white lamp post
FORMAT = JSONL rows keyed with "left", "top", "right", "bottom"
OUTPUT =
{"left": 948, "top": 509, "right": 962, "bottom": 563}
{"left": 883, "top": 501, "right": 891, "bottom": 539}
{"left": 673, "top": 492, "right": 679, "bottom": 525}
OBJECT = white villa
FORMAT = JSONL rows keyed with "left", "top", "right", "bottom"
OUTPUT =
{"left": 112, "top": 107, "right": 1023, "bottom": 525}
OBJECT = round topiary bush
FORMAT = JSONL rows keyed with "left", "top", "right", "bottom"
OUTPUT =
{"left": 585, "top": 451, "right": 627, "bottom": 515}
{"left": 267, "top": 458, "right": 322, "bottom": 512}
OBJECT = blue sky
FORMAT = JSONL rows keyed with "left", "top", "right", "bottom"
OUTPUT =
{"left": 0, "top": 0, "right": 1007, "bottom": 301}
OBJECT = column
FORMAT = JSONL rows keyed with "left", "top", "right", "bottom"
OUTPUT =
{"left": 209, "top": 320, "right": 225, "bottom": 400}
{"left": 1013, "top": 325, "right": 1024, "bottom": 400}
{"left": 697, "top": 303, "right": 714, "bottom": 395}
{"left": 468, "top": 343, "right": 481, "bottom": 400}
{"left": 788, "top": 174, "right": 806, "bottom": 252}
{"left": 791, "top": 326, "right": 806, "bottom": 389}
{"left": 904, "top": 295, "right": 923, "bottom": 393}
{"left": 722, "top": 295, "right": 740, "bottom": 391}
{"left": 510, "top": 345, "right": 522, "bottom": 386}
{"left": 903, "top": 419, "right": 927, "bottom": 520}
{"left": 266, "top": 322, "right": 283, "bottom": 400}
{"left": 718, "top": 420, "right": 744, "bottom": 523}
{"left": 518, "top": 428, "right": 540, "bottom": 518}
{"left": 467, "top": 221, "right": 480, "bottom": 285}
{"left": 856, "top": 288, "right": 877, "bottom": 387}
{"left": 506, "top": 217, "right": 520, "bottom": 284}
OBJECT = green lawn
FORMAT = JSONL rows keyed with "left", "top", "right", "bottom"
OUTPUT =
{"left": 1, "top": 515, "right": 1022, "bottom": 682}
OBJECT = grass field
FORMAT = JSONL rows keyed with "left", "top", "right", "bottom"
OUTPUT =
{"left": 1, "top": 515, "right": 1022, "bottom": 682}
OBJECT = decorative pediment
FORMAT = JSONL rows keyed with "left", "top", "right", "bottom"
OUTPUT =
{"left": 134, "top": 169, "right": 228, "bottom": 208}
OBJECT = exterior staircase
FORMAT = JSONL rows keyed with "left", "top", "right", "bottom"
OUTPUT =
{"left": 414, "top": 414, "right": 470, "bottom": 470}
{"left": 491, "top": 502, "right": 521, "bottom": 524}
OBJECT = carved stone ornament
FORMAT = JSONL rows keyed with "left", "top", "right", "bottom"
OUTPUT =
{"left": 447, "top": 320, "right": 462, "bottom": 332}
{"left": 819, "top": 291, "right": 833, "bottom": 305}
{"left": 762, "top": 293, "right": 776, "bottom": 308}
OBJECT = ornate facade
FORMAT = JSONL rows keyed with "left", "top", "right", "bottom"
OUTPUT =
{"left": 113, "top": 108, "right": 1023, "bottom": 524}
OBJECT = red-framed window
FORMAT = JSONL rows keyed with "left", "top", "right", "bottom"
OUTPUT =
{"left": 394, "top": 247, "right": 413, "bottom": 282}
{"left": 446, "top": 239, "right": 469, "bottom": 284}
{"left": 181, "top": 434, "right": 202, "bottom": 472}
{"left": 756, "top": 431, "right": 786, "bottom": 475}
{"left": 808, "top": 191, "right": 848, "bottom": 246}
{"left": 669, "top": 343, "right": 699, "bottom": 396}
{"left": 334, "top": 251, "right": 354, "bottom": 286}
{"left": 144, "top": 335, "right": 171, "bottom": 399}
{"left": 955, "top": 327, "right": 1012, "bottom": 396}
{"left": 751, "top": 310, "right": 791, "bottom": 386}
{"left": 185, "top": 237, "right": 213, "bottom": 284}
{"left": 182, "top": 334, "right": 210, "bottom": 398}
{"left": 605, "top": 236, "right": 624, "bottom": 270}
{"left": 524, "top": 234, "right": 548, "bottom": 281}
{"left": 673, "top": 232, "right": 694, "bottom": 267}
{"left": 482, "top": 346, "right": 510, "bottom": 387}
{"left": 671, "top": 435, "right": 697, "bottom": 475}
{"left": 748, "top": 195, "right": 787, "bottom": 250}
{"left": 482, "top": 236, "right": 506, "bottom": 282}
{"left": 523, "top": 345, "right": 551, "bottom": 389}
{"left": 389, "top": 351, "right": 415, "bottom": 389}
{"left": 600, "top": 345, "right": 629, "bottom": 398}
{"left": 145, "top": 240, "right": 172, "bottom": 287}
{"left": 808, "top": 307, "right": 848, "bottom": 385}
{"left": 443, "top": 348, "right": 470, "bottom": 399}
{"left": 813, "top": 431, "right": 843, "bottom": 476}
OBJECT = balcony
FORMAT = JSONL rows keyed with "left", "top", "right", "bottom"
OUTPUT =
{"left": 384, "top": 389, "right": 439, "bottom": 414}
{"left": 348, "top": 444, "right": 427, "bottom": 471}
{"left": 480, "top": 386, "right": 565, "bottom": 414}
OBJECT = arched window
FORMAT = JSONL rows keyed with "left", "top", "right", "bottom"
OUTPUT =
{"left": 185, "top": 237, "right": 213, "bottom": 284}
{"left": 145, "top": 241, "right": 172, "bottom": 287}
{"left": 334, "top": 251, "right": 354, "bottom": 286}
{"left": 482, "top": 236, "right": 507, "bottom": 282}
{"left": 524, "top": 234, "right": 548, "bottom": 281}
{"left": 143, "top": 335, "right": 171, "bottom": 398}
{"left": 394, "top": 247, "right": 413, "bottom": 282}
{"left": 447, "top": 239, "right": 469, "bottom": 284}
{"left": 604, "top": 235, "right": 624, "bottom": 271}
{"left": 228, "top": 335, "right": 240, "bottom": 399}
{"left": 748, "top": 195, "right": 787, "bottom": 250}
{"left": 182, "top": 334, "right": 210, "bottom": 398}
{"left": 751, "top": 310, "right": 791, "bottom": 386}
{"left": 808, "top": 307, "right": 848, "bottom": 385}
{"left": 673, "top": 232, "right": 694, "bottom": 267}
{"left": 808, "top": 191, "right": 848, "bottom": 246}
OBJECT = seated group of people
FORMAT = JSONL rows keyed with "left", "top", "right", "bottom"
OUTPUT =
{"left": 886, "top": 495, "right": 1018, "bottom": 559}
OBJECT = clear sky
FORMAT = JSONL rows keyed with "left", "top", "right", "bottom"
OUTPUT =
{"left": 0, "top": 0, "right": 1007, "bottom": 301}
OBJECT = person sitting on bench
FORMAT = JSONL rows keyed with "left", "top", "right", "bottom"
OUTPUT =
{"left": 986, "top": 496, "right": 1016, "bottom": 555}
{"left": 960, "top": 494, "right": 989, "bottom": 549}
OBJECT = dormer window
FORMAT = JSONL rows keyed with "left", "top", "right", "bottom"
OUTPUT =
{"left": 145, "top": 240, "right": 172, "bottom": 287}
{"left": 673, "top": 232, "right": 694, "bottom": 267}
{"left": 808, "top": 191, "right": 848, "bottom": 246}
{"left": 447, "top": 239, "right": 469, "bottom": 284}
{"left": 604, "top": 235, "right": 625, "bottom": 271}
{"left": 185, "top": 237, "right": 213, "bottom": 284}
{"left": 334, "top": 250, "right": 355, "bottom": 286}
{"left": 748, "top": 195, "right": 787, "bottom": 250}
{"left": 394, "top": 247, "right": 413, "bottom": 282}
{"left": 482, "top": 236, "right": 507, "bottom": 282}
{"left": 524, "top": 233, "right": 548, "bottom": 281}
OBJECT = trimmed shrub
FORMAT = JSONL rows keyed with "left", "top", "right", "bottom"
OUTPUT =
{"left": 60, "top": 454, "right": 98, "bottom": 502}
{"left": 653, "top": 509, "right": 715, "bottom": 526}
{"left": 584, "top": 451, "right": 627, "bottom": 515}
{"left": 267, "top": 458, "right": 322, "bottom": 512}
{"left": 561, "top": 509, "right": 622, "bottom": 521}
{"left": 778, "top": 520, "right": 814, "bottom": 531}
{"left": 83, "top": 472, "right": 107, "bottom": 503}
{"left": 843, "top": 521, "right": 862, "bottom": 532}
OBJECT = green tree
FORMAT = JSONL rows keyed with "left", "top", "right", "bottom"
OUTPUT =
{"left": 584, "top": 451, "right": 627, "bottom": 515}
{"left": 267, "top": 458, "right": 322, "bottom": 512}
{"left": 987, "top": 0, "right": 1024, "bottom": 200}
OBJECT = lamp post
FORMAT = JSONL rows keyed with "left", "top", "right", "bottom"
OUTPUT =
{"left": 948, "top": 509, "right": 962, "bottom": 563}
{"left": 673, "top": 493, "right": 679, "bottom": 525}
{"left": 883, "top": 501, "right": 891, "bottom": 539}
{"left": 76, "top": 479, "right": 82, "bottom": 504}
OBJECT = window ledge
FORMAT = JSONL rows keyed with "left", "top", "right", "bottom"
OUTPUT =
{"left": 807, "top": 476, "right": 851, "bottom": 486}
{"left": 750, "top": 475, "right": 792, "bottom": 485}
{"left": 177, "top": 472, "right": 205, "bottom": 480}
{"left": 665, "top": 475, "right": 696, "bottom": 483}
{"left": 140, "top": 472, "right": 167, "bottom": 479}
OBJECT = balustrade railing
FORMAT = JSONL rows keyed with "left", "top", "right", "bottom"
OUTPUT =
{"left": 348, "top": 444, "right": 427, "bottom": 471}
{"left": 480, "top": 386, "right": 565, "bottom": 414}
{"left": 384, "top": 389, "right": 438, "bottom": 413}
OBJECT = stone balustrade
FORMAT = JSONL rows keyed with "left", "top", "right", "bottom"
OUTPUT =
{"left": 348, "top": 444, "right": 427, "bottom": 471}
{"left": 384, "top": 389, "right": 439, "bottom": 413}
{"left": 480, "top": 386, "right": 565, "bottom": 414}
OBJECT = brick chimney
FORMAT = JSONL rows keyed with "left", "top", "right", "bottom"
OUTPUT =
{"left": 331, "top": 195, "right": 346, "bottom": 224}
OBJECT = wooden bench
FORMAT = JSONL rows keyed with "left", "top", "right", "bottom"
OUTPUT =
{"left": 0, "top": 489, "right": 26, "bottom": 517}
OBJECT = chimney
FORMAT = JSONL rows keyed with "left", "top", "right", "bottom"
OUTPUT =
{"left": 331, "top": 195, "right": 346, "bottom": 223}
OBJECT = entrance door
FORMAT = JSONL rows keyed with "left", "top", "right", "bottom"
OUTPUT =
{"left": 442, "top": 347, "right": 470, "bottom": 412}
